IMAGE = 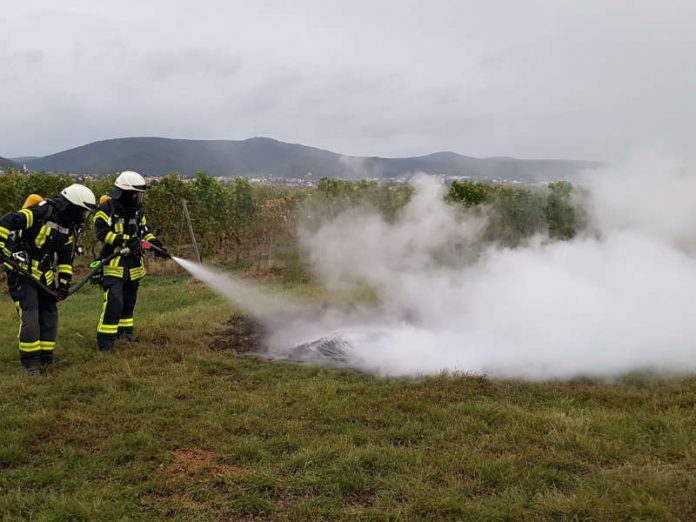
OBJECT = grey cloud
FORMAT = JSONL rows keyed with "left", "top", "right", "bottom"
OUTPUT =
{"left": 141, "top": 48, "right": 243, "bottom": 81}
{"left": 24, "top": 49, "right": 44, "bottom": 64}
{"left": 0, "top": 48, "right": 44, "bottom": 64}
{"left": 0, "top": 49, "right": 43, "bottom": 84}
{"left": 1, "top": 0, "right": 695, "bottom": 161}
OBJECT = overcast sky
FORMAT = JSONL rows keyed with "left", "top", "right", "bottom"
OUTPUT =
{"left": 1, "top": 0, "right": 695, "bottom": 160}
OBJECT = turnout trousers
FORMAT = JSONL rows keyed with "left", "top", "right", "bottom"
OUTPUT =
{"left": 8, "top": 273, "right": 58, "bottom": 371}
{"left": 97, "top": 275, "right": 139, "bottom": 351}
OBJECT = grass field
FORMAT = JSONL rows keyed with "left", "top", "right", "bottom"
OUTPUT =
{"left": 1, "top": 272, "right": 695, "bottom": 521}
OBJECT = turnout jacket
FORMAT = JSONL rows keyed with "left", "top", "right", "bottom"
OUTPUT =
{"left": 93, "top": 198, "right": 157, "bottom": 280}
{"left": 0, "top": 200, "right": 76, "bottom": 287}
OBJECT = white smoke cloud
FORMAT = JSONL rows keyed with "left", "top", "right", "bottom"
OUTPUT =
{"left": 175, "top": 160, "right": 696, "bottom": 379}
{"left": 300, "top": 176, "right": 485, "bottom": 290}
{"left": 588, "top": 153, "right": 696, "bottom": 251}
{"left": 292, "top": 162, "right": 696, "bottom": 379}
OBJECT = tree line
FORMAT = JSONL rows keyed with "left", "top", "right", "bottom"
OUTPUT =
{"left": 0, "top": 172, "right": 584, "bottom": 263}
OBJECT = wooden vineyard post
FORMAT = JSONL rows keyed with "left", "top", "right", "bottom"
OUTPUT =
{"left": 181, "top": 199, "right": 202, "bottom": 263}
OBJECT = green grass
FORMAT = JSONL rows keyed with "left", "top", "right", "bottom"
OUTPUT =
{"left": 1, "top": 275, "right": 695, "bottom": 521}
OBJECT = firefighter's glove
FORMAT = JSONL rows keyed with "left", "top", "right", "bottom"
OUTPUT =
{"left": 56, "top": 283, "right": 70, "bottom": 301}
{"left": 127, "top": 239, "right": 143, "bottom": 256}
{"left": 150, "top": 239, "right": 169, "bottom": 258}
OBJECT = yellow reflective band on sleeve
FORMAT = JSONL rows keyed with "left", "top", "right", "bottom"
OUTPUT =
{"left": 35, "top": 224, "right": 51, "bottom": 248}
{"left": 143, "top": 233, "right": 155, "bottom": 242}
{"left": 67, "top": 235, "right": 75, "bottom": 245}
{"left": 0, "top": 226, "right": 9, "bottom": 239}
{"left": 105, "top": 231, "right": 118, "bottom": 245}
{"left": 19, "top": 209, "right": 33, "bottom": 228}
{"left": 118, "top": 318, "right": 135, "bottom": 327}
{"left": 40, "top": 341, "right": 56, "bottom": 351}
{"left": 115, "top": 222, "right": 124, "bottom": 234}
{"left": 140, "top": 215, "right": 147, "bottom": 225}
{"left": 45, "top": 271, "right": 54, "bottom": 286}
{"left": 57, "top": 264, "right": 73, "bottom": 275}
{"left": 19, "top": 340, "right": 41, "bottom": 352}
{"left": 94, "top": 210, "right": 110, "bottom": 224}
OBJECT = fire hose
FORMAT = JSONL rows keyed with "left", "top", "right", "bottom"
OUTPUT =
{"left": 70, "top": 240, "right": 170, "bottom": 295}
{"left": 67, "top": 245, "right": 132, "bottom": 296}
{"left": 141, "top": 240, "right": 171, "bottom": 259}
{"left": 3, "top": 241, "right": 171, "bottom": 301}
{"left": 2, "top": 256, "right": 60, "bottom": 298}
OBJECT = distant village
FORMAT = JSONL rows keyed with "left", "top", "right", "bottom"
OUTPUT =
{"left": 0, "top": 165, "right": 528, "bottom": 187}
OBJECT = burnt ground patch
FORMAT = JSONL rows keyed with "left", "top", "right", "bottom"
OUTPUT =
{"left": 209, "top": 314, "right": 266, "bottom": 354}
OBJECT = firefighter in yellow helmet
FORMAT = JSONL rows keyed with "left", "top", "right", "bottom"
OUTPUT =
{"left": 93, "top": 171, "right": 168, "bottom": 351}
{"left": 0, "top": 184, "right": 97, "bottom": 375}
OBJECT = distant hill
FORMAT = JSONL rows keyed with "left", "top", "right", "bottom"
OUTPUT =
{"left": 0, "top": 156, "right": 20, "bottom": 171}
{"left": 26, "top": 137, "right": 600, "bottom": 182}
{"left": 10, "top": 156, "right": 39, "bottom": 164}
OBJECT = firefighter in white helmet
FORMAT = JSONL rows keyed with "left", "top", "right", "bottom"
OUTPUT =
{"left": 93, "top": 171, "right": 168, "bottom": 351}
{"left": 0, "top": 184, "right": 97, "bottom": 375}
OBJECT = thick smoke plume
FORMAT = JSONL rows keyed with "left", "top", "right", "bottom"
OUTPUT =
{"left": 178, "top": 157, "right": 696, "bottom": 379}
{"left": 293, "top": 157, "right": 696, "bottom": 379}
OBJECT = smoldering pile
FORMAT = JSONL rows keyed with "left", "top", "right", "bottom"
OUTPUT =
{"left": 209, "top": 314, "right": 370, "bottom": 370}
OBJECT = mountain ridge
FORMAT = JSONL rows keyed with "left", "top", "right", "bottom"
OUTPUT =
{"left": 26, "top": 136, "right": 600, "bottom": 182}
{"left": 0, "top": 156, "right": 20, "bottom": 171}
{"left": 9, "top": 156, "right": 39, "bottom": 164}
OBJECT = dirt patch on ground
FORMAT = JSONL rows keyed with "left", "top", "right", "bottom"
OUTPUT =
{"left": 165, "top": 448, "right": 243, "bottom": 480}
{"left": 210, "top": 315, "right": 266, "bottom": 354}
{"left": 343, "top": 492, "right": 377, "bottom": 508}
{"left": 149, "top": 448, "right": 248, "bottom": 518}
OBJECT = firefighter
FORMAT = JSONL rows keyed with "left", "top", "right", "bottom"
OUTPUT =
{"left": 0, "top": 184, "right": 97, "bottom": 375}
{"left": 93, "top": 171, "right": 168, "bottom": 351}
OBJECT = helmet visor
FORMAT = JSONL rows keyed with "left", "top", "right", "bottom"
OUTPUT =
{"left": 121, "top": 190, "right": 143, "bottom": 207}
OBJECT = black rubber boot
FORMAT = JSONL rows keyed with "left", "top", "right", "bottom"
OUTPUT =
{"left": 97, "top": 336, "right": 115, "bottom": 352}
{"left": 118, "top": 327, "right": 135, "bottom": 343}
{"left": 21, "top": 353, "right": 41, "bottom": 376}
{"left": 41, "top": 352, "right": 71, "bottom": 368}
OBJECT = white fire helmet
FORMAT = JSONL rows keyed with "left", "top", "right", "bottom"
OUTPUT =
{"left": 115, "top": 170, "right": 148, "bottom": 192}
{"left": 60, "top": 184, "right": 97, "bottom": 210}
